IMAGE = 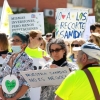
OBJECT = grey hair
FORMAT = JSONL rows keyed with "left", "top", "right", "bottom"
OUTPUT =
{"left": 49, "top": 38, "right": 67, "bottom": 55}
{"left": 80, "top": 50, "right": 99, "bottom": 62}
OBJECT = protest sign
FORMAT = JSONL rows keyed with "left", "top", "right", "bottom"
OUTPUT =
{"left": 82, "top": 16, "right": 95, "bottom": 41}
{"left": 55, "top": 8, "right": 88, "bottom": 39}
{"left": 21, "top": 67, "right": 70, "bottom": 87}
{"left": 9, "top": 12, "right": 44, "bottom": 34}
{"left": 29, "top": 58, "right": 52, "bottom": 100}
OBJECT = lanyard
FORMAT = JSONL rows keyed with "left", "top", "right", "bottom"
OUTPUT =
{"left": 10, "top": 52, "right": 24, "bottom": 75}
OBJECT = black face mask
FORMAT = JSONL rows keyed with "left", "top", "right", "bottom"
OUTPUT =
{"left": 0, "top": 50, "right": 8, "bottom": 56}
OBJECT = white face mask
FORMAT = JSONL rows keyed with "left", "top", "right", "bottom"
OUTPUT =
{"left": 12, "top": 46, "right": 22, "bottom": 53}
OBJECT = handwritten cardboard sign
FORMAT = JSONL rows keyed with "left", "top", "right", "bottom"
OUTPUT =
{"left": 20, "top": 67, "right": 70, "bottom": 87}
{"left": 9, "top": 12, "right": 44, "bottom": 34}
{"left": 55, "top": 8, "right": 88, "bottom": 39}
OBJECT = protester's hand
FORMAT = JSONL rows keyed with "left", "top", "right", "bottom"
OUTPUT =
{"left": 50, "top": 64, "right": 58, "bottom": 68}
{"left": 0, "top": 96, "right": 6, "bottom": 100}
{"left": 43, "top": 56, "right": 51, "bottom": 61}
{"left": 1, "top": 54, "right": 7, "bottom": 59}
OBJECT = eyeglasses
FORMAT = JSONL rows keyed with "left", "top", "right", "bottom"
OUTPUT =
{"left": 11, "top": 39, "right": 22, "bottom": 43}
{"left": 88, "top": 39, "right": 94, "bottom": 43}
{"left": 50, "top": 48, "right": 63, "bottom": 53}
{"left": 71, "top": 44, "right": 81, "bottom": 47}
{"left": 37, "top": 37, "right": 43, "bottom": 41}
{"left": 46, "top": 35, "right": 52, "bottom": 37}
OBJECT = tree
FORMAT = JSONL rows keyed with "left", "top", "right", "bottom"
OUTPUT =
{"left": 13, "top": 8, "right": 28, "bottom": 14}
{"left": 44, "top": 17, "right": 55, "bottom": 34}
{"left": 95, "top": 0, "right": 100, "bottom": 22}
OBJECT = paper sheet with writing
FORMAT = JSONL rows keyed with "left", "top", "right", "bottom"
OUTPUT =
{"left": 20, "top": 67, "right": 70, "bottom": 87}
{"left": 9, "top": 12, "right": 44, "bottom": 35}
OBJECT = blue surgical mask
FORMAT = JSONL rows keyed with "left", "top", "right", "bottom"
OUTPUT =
{"left": 11, "top": 46, "right": 22, "bottom": 53}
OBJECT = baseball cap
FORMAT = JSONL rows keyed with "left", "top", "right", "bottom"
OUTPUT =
{"left": 73, "top": 42, "right": 100, "bottom": 60}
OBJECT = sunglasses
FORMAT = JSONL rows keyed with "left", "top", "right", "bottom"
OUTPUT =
{"left": 46, "top": 35, "right": 52, "bottom": 37}
{"left": 37, "top": 37, "right": 43, "bottom": 41}
{"left": 88, "top": 39, "right": 94, "bottom": 43}
{"left": 50, "top": 48, "right": 63, "bottom": 53}
{"left": 71, "top": 44, "right": 81, "bottom": 47}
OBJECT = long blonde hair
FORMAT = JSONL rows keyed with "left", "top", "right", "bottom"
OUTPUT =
{"left": 91, "top": 33, "right": 100, "bottom": 47}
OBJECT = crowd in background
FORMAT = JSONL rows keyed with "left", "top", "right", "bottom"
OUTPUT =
{"left": 0, "top": 22, "right": 100, "bottom": 100}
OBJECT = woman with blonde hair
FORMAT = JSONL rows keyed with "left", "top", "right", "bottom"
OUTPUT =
{"left": 40, "top": 38, "right": 47, "bottom": 51}
{"left": 25, "top": 30, "right": 47, "bottom": 59}
{"left": 89, "top": 33, "right": 100, "bottom": 47}
{"left": 25, "top": 30, "right": 51, "bottom": 100}
{"left": 68, "top": 38, "right": 85, "bottom": 62}
{"left": 64, "top": 39, "right": 72, "bottom": 61}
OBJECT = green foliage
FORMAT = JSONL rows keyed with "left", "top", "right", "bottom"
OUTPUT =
{"left": 13, "top": 8, "right": 28, "bottom": 14}
{"left": 95, "top": 0, "right": 100, "bottom": 22}
{"left": 44, "top": 17, "right": 55, "bottom": 34}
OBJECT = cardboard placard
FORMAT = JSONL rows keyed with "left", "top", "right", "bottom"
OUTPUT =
{"left": 21, "top": 67, "right": 70, "bottom": 87}
{"left": 55, "top": 8, "right": 88, "bottom": 39}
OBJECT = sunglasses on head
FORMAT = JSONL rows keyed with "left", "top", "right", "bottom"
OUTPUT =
{"left": 46, "top": 35, "right": 52, "bottom": 37}
{"left": 71, "top": 44, "right": 81, "bottom": 47}
{"left": 50, "top": 48, "right": 63, "bottom": 53}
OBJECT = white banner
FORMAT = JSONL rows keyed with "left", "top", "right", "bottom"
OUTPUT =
{"left": 82, "top": 16, "right": 95, "bottom": 41}
{"left": 55, "top": 8, "right": 88, "bottom": 39}
{"left": 21, "top": 67, "right": 70, "bottom": 87}
{"left": 9, "top": 12, "right": 44, "bottom": 34}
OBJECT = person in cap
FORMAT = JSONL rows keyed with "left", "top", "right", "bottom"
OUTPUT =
{"left": 55, "top": 42, "right": 100, "bottom": 100}
{"left": 88, "top": 33, "right": 100, "bottom": 47}
{"left": 0, "top": 32, "right": 34, "bottom": 100}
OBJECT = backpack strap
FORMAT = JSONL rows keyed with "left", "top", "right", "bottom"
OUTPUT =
{"left": 83, "top": 69, "right": 100, "bottom": 100}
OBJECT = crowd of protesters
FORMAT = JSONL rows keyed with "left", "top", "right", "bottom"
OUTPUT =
{"left": 0, "top": 22, "right": 100, "bottom": 100}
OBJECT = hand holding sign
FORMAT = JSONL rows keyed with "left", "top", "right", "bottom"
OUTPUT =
{"left": 20, "top": 67, "right": 70, "bottom": 87}
{"left": 0, "top": 96, "right": 6, "bottom": 100}
{"left": 50, "top": 64, "right": 58, "bottom": 68}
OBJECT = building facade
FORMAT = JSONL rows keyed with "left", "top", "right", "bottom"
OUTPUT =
{"left": 0, "top": 0, "right": 67, "bottom": 24}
